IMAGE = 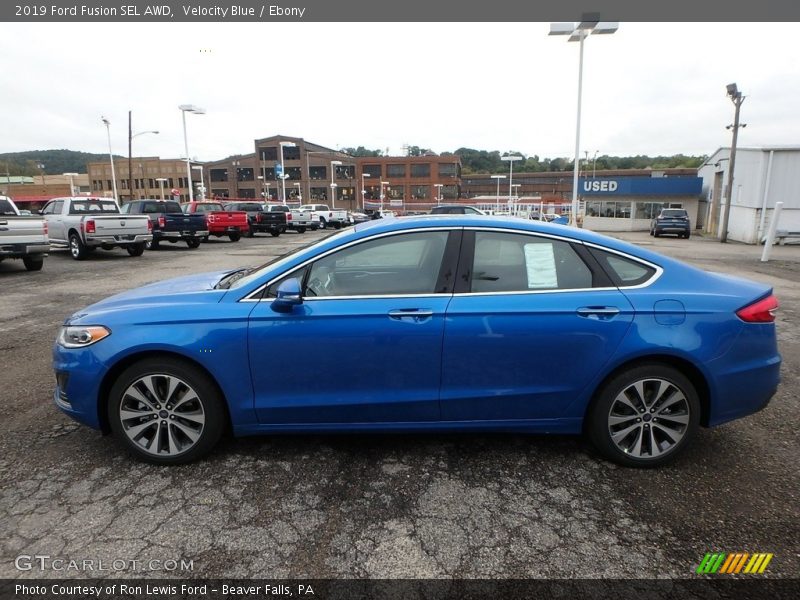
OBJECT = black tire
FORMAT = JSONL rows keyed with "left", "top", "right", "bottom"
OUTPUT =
{"left": 229, "top": 233, "right": 241, "bottom": 242}
{"left": 127, "top": 243, "right": 145, "bottom": 257}
{"left": 297, "top": 227, "right": 306, "bottom": 234}
{"left": 683, "top": 232, "right": 691, "bottom": 239}
{"left": 653, "top": 231, "right": 660, "bottom": 238}
{"left": 246, "top": 228, "right": 255, "bottom": 238}
{"left": 69, "top": 233, "right": 87, "bottom": 260}
{"left": 108, "top": 357, "right": 227, "bottom": 465}
{"left": 23, "top": 256, "right": 44, "bottom": 271}
{"left": 649, "top": 228, "right": 654, "bottom": 236}
{"left": 586, "top": 364, "right": 700, "bottom": 468}
{"left": 186, "top": 239, "right": 201, "bottom": 249}
{"left": 318, "top": 218, "right": 327, "bottom": 230}
{"left": 145, "top": 239, "right": 160, "bottom": 250}
{"left": 270, "top": 230, "right": 280, "bottom": 237}
{"left": 333, "top": 222, "right": 342, "bottom": 229}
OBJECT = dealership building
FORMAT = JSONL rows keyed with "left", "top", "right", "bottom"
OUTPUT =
{"left": 698, "top": 145, "right": 800, "bottom": 244}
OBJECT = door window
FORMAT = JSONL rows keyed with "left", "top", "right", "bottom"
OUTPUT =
{"left": 470, "top": 232, "right": 592, "bottom": 292}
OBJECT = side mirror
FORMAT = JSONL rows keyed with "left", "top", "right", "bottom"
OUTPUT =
{"left": 271, "top": 278, "right": 303, "bottom": 313}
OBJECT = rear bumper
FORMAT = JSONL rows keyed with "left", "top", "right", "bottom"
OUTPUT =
{"left": 0, "top": 242, "right": 50, "bottom": 257}
{"left": 85, "top": 234, "right": 152, "bottom": 246}
{"left": 154, "top": 230, "right": 209, "bottom": 240}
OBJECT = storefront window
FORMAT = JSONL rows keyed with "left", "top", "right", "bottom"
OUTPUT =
{"left": 585, "top": 201, "right": 632, "bottom": 218}
{"left": 635, "top": 202, "right": 668, "bottom": 219}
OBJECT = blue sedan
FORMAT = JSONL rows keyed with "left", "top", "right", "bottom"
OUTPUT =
{"left": 53, "top": 215, "right": 781, "bottom": 467}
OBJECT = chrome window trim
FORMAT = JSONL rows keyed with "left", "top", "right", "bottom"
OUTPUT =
{"left": 240, "top": 226, "right": 456, "bottom": 303}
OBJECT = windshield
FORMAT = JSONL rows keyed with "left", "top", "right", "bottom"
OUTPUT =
{"left": 227, "top": 228, "right": 355, "bottom": 291}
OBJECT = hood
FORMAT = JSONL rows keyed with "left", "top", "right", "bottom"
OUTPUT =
{"left": 65, "top": 269, "right": 233, "bottom": 324}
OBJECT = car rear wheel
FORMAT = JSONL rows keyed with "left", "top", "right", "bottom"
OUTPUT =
{"left": 23, "top": 256, "right": 44, "bottom": 271}
{"left": 587, "top": 364, "right": 700, "bottom": 468}
{"left": 108, "top": 358, "right": 226, "bottom": 465}
{"left": 229, "top": 233, "right": 241, "bottom": 242}
{"left": 145, "top": 239, "right": 159, "bottom": 250}
{"left": 186, "top": 239, "right": 201, "bottom": 249}
{"left": 297, "top": 227, "right": 306, "bottom": 234}
{"left": 127, "top": 243, "right": 145, "bottom": 257}
{"left": 69, "top": 233, "right": 87, "bottom": 260}
{"left": 270, "top": 230, "right": 280, "bottom": 237}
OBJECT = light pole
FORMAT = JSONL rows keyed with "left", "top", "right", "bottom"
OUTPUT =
{"left": 720, "top": 83, "right": 746, "bottom": 244}
{"left": 592, "top": 150, "right": 599, "bottom": 177}
{"left": 128, "top": 111, "right": 159, "bottom": 202}
{"left": 380, "top": 181, "right": 390, "bottom": 212}
{"left": 329, "top": 160, "right": 342, "bottom": 207}
{"left": 279, "top": 141, "right": 296, "bottom": 204}
{"left": 361, "top": 173, "right": 371, "bottom": 210}
{"left": 231, "top": 160, "right": 240, "bottom": 199}
{"left": 192, "top": 165, "right": 205, "bottom": 200}
{"left": 501, "top": 155, "right": 522, "bottom": 208}
{"left": 491, "top": 174, "right": 506, "bottom": 213}
{"left": 434, "top": 183, "right": 444, "bottom": 206}
{"left": 156, "top": 177, "right": 167, "bottom": 201}
{"left": 550, "top": 17, "right": 619, "bottom": 225}
{"left": 100, "top": 117, "right": 119, "bottom": 200}
{"left": 63, "top": 172, "right": 78, "bottom": 196}
{"left": 178, "top": 104, "right": 205, "bottom": 202}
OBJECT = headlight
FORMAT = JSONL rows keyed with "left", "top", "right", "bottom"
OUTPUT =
{"left": 57, "top": 325, "right": 111, "bottom": 348}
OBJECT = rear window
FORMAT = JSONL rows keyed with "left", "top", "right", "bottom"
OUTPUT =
{"left": 591, "top": 248, "right": 657, "bottom": 287}
{"left": 661, "top": 209, "right": 688, "bottom": 218}
{"left": 142, "top": 201, "right": 181, "bottom": 213}
{"left": 193, "top": 203, "right": 224, "bottom": 213}
{"left": 70, "top": 200, "right": 119, "bottom": 214}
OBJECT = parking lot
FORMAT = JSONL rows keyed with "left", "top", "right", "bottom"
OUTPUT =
{"left": 1, "top": 228, "right": 798, "bottom": 579}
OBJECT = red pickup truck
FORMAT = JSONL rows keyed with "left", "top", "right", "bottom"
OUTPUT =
{"left": 182, "top": 201, "right": 249, "bottom": 242}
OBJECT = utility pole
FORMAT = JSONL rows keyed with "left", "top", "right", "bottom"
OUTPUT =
{"left": 127, "top": 110, "right": 133, "bottom": 203}
{"left": 720, "top": 83, "right": 746, "bottom": 243}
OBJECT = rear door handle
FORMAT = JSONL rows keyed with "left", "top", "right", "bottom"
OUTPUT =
{"left": 388, "top": 309, "right": 434, "bottom": 321}
{"left": 576, "top": 306, "right": 620, "bottom": 320}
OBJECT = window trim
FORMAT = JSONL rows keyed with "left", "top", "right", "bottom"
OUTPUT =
{"left": 585, "top": 243, "right": 663, "bottom": 289}
{"left": 240, "top": 227, "right": 459, "bottom": 302}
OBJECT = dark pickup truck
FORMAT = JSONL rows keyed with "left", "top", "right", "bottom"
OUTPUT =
{"left": 121, "top": 200, "right": 209, "bottom": 249}
{"left": 224, "top": 201, "right": 286, "bottom": 237}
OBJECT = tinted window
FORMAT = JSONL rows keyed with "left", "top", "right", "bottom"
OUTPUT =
{"left": 305, "top": 231, "right": 449, "bottom": 297}
{"left": 470, "top": 232, "right": 592, "bottom": 292}
{"left": 193, "top": 203, "right": 224, "bottom": 213}
{"left": 0, "top": 199, "right": 16, "bottom": 215}
{"left": 591, "top": 249, "right": 656, "bottom": 287}
{"left": 661, "top": 209, "right": 688, "bottom": 218}
{"left": 41, "top": 202, "right": 55, "bottom": 215}
{"left": 69, "top": 200, "right": 119, "bottom": 214}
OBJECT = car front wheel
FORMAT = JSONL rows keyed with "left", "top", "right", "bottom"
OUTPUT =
{"left": 587, "top": 364, "right": 700, "bottom": 468}
{"left": 108, "top": 358, "right": 226, "bottom": 465}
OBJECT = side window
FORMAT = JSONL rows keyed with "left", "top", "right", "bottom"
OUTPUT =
{"left": 52, "top": 201, "right": 64, "bottom": 214}
{"left": 41, "top": 202, "right": 54, "bottom": 215}
{"left": 470, "top": 232, "right": 592, "bottom": 293}
{"left": 302, "top": 231, "right": 450, "bottom": 297}
{"left": 591, "top": 249, "right": 656, "bottom": 287}
{"left": 119, "top": 203, "right": 130, "bottom": 213}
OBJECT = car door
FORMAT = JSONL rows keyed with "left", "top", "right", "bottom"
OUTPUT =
{"left": 440, "top": 229, "right": 634, "bottom": 421}
{"left": 247, "top": 229, "right": 460, "bottom": 424}
{"left": 42, "top": 200, "right": 65, "bottom": 243}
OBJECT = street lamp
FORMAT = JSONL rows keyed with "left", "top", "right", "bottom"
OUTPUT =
{"left": 128, "top": 110, "right": 159, "bottom": 201}
{"left": 550, "top": 16, "right": 619, "bottom": 226}
{"left": 501, "top": 155, "right": 522, "bottom": 208}
{"left": 63, "top": 172, "right": 78, "bottom": 196}
{"left": 720, "top": 83, "right": 746, "bottom": 244}
{"left": 279, "top": 141, "right": 296, "bottom": 204}
{"left": 231, "top": 160, "right": 240, "bottom": 199}
{"left": 192, "top": 165, "right": 205, "bottom": 200}
{"left": 178, "top": 104, "right": 205, "bottom": 202}
{"left": 330, "top": 160, "right": 342, "bottom": 207}
{"left": 361, "top": 173, "right": 371, "bottom": 209}
{"left": 100, "top": 116, "right": 119, "bottom": 200}
{"left": 155, "top": 177, "right": 168, "bottom": 201}
{"left": 434, "top": 183, "right": 444, "bottom": 205}
{"left": 490, "top": 174, "right": 506, "bottom": 213}
{"left": 380, "top": 181, "right": 390, "bottom": 212}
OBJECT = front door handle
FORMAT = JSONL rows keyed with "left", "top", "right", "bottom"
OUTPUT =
{"left": 388, "top": 309, "right": 434, "bottom": 322}
{"left": 576, "top": 306, "right": 620, "bottom": 320}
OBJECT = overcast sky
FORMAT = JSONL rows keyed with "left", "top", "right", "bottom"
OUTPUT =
{"left": 2, "top": 22, "right": 799, "bottom": 163}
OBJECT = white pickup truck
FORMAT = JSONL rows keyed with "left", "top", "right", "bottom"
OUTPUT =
{"left": 264, "top": 204, "right": 319, "bottom": 233}
{"left": 299, "top": 204, "right": 349, "bottom": 229}
{"left": 0, "top": 196, "right": 50, "bottom": 271}
{"left": 41, "top": 197, "right": 152, "bottom": 260}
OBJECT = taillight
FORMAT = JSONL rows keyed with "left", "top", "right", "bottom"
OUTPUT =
{"left": 85, "top": 220, "right": 96, "bottom": 234}
{"left": 43, "top": 221, "right": 48, "bottom": 235}
{"left": 737, "top": 294, "right": 779, "bottom": 323}
{"left": 158, "top": 216, "right": 166, "bottom": 228}
{"left": 286, "top": 213, "right": 292, "bottom": 221}
{"left": 147, "top": 219, "right": 153, "bottom": 231}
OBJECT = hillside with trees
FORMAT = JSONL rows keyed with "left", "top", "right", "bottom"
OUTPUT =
{"left": 0, "top": 150, "right": 121, "bottom": 177}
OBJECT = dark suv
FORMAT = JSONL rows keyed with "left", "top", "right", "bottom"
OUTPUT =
{"left": 430, "top": 205, "right": 485, "bottom": 215}
{"left": 650, "top": 209, "right": 691, "bottom": 238}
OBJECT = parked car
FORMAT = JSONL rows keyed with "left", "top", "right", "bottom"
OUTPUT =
{"left": 182, "top": 201, "right": 249, "bottom": 241}
{"left": 0, "top": 195, "right": 49, "bottom": 271}
{"left": 651, "top": 208, "right": 691, "bottom": 238}
{"left": 551, "top": 215, "right": 570, "bottom": 225}
{"left": 52, "top": 215, "right": 781, "bottom": 467}
{"left": 430, "top": 204, "right": 486, "bottom": 215}
{"left": 223, "top": 201, "right": 285, "bottom": 237}
{"left": 41, "top": 197, "right": 151, "bottom": 260}
{"left": 348, "top": 211, "right": 371, "bottom": 225}
{"left": 262, "top": 204, "right": 318, "bottom": 233}
{"left": 299, "top": 204, "right": 348, "bottom": 229}
{"left": 120, "top": 200, "right": 208, "bottom": 249}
